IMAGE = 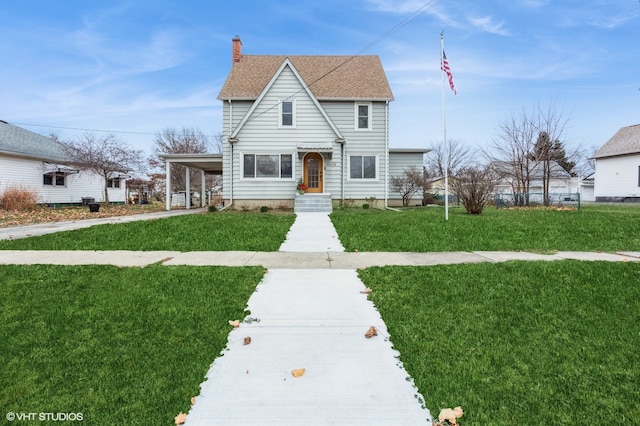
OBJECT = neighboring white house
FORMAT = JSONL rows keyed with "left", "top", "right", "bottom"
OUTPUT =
{"left": 593, "top": 124, "right": 640, "bottom": 202}
{"left": 213, "top": 36, "right": 427, "bottom": 209}
{"left": 0, "top": 120, "right": 127, "bottom": 205}
{"left": 492, "top": 160, "right": 578, "bottom": 205}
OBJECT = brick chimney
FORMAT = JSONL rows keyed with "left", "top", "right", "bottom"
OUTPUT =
{"left": 232, "top": 35, "right": 242, "bottom": 64}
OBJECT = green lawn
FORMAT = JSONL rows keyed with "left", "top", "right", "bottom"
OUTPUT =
{"left": 331, "top": 204, "right": 640, "bottom": 252}
{"left": 0, "top": 211, "right": 296, "bottom": 251}
{"left": 359, "top": 261, "right": 640, "bottom": 425}
{"left": 0, "top": 265, "right": 264, "bottom": 425}
{"left": 2, "top": 206, "right": 640, "bottom": 425}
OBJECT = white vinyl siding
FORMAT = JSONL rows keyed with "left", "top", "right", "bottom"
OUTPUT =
{"left": 0, "top": 155, "right": 125, "bottom": 204}
{"left": 388, "top": 151, "right": 425, "bottom": 202}
{"left": 594, "top": 154, "right": 640, "bottom": 199}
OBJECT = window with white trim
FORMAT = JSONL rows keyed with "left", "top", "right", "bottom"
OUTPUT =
{"left": 43, "top": 173, "right": 65, "bottom": 186}
{"left": 349, "top": 155, "right": 377, "bottom": 179}
{"left": 355, "top": 103, "right": 371, "bottom": 130}
{"left": 279, "top": 99, "right": 296, "bottom": 128}
{"left": 107, "top": 178, "right": 121, "bottom": 188}
{"left": 243, "top": 154, "right": 293, "bottom": 179}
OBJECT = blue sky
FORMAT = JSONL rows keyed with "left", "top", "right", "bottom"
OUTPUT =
{"left": 1, "top": 0, "right": 638, "bottom": 157}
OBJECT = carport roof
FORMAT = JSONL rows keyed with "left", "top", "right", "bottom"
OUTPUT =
{"left": 159, "top": 153, "right": 222, "bottom": 175}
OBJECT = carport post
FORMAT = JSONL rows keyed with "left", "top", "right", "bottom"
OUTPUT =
{"left": 165, "top": 159, "right": 171, "bottom": 211}
{"left": 185, "top": 167, "right": 191, "bottom": 209}
{"left": 201, "top": 171, "right": 206, "bottom": 207}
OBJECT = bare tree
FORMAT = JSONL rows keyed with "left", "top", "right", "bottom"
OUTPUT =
{"left": 450, "top": 165, "right": 499, "bottom": 215}
{"left": 425, "top": 139, "right": 475, "bottom": 178}
{"left": 212, "top": 132, "right": 224, "bottom": 154}
{"left": 486, "top": 106, "right": 544, "bottom": 206}
{"left": 390, "top": 166, "right": 429, "bottom": 207}
{"left": 62, "top": 133, "right": 145, "bottom": 203}
{"left": 149, "top": 127, "right": 211, "bottom": 194}
{"left": 529, "top": 103, "right": 571, "bottom": 206}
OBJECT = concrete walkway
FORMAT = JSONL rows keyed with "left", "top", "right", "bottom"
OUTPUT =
{"left": 185, "top": 213, "right": 431, "bottom": 425}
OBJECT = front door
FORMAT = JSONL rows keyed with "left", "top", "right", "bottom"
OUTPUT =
{"left": 303, "top": 152, "right": 323, "bottom": 193}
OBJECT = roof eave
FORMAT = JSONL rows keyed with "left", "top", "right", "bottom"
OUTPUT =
{"left": 0, "top": 149, "right": 68, "bottom": 163}
{"left": 316, "top": 97, "right": 394, "bottom": 102}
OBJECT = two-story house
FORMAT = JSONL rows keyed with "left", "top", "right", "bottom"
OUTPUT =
{"left": 215, "top": 37, "right": 426, "bottom": 211}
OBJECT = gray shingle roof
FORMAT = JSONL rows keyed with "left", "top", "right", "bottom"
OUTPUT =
{"left": 218, "top": 55, "right": 394, "bottom": 101}
{"left": 593, "top": 124, "right": 640, "bottom": 159}
{"left": 0, "top": 120, "right": 68, "bottom": 162}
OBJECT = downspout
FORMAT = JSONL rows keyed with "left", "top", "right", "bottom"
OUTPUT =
{"left": 384, "top": 100, "right": 389, "bottom": 209}
{"left": 228, "top": 99, "right": 234, "bottom": 207}
{"left": 340, "top": 139, "right": 345, "bottom": 204}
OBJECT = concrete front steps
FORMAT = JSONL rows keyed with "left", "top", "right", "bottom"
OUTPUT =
{"left": 294, "top": 193, "right": 332, "bottom": 213}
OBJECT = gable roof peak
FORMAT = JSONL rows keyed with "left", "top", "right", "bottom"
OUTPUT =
{"left": 218, "top": 42, "right": 393, "bottom": 101}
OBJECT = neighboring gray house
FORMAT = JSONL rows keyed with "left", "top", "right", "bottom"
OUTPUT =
{"left": 0, "top": 120, "right": 126, "bottom": 205}
{"left": 593, "top": 124, "right": 640, "bottom": 202}
{"left": 215, "top": 37, "right": 427, "bottom": 210}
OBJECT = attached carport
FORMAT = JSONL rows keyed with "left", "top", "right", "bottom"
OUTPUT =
{"left": 159, "top": 153, "right": 222, "bottom": 211}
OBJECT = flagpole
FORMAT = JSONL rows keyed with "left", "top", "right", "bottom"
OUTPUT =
{"left": 440, "top": 31, "right": 449, "bottom": 221}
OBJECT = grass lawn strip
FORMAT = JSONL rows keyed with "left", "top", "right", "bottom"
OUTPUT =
{"left": 0, "top": 211, "right": 296, "bottom": 251}
{"left": 0, "top": 264, "right": 264, "bottom": 425}
{"left": 359, "top": 261, "right": 640, "bottom": 425}
{"left": 331, "top": 205, "right": 640, "bottom": 252}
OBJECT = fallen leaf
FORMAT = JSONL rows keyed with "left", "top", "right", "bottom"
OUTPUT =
{"left": 438, "top": 406, "right": 463, "bottom": 425}
{"left": 360, "top": 287, "right": 372, "bottom": 294}
{"left": 243, "top": 336, "right": 252, "bottom": 345}
{"left": 291, "top": 368, "right": 305, "bottom": 377}
{"left": 174, "top": 412, "right": 187, "bottom": 425}
{"left": 365, "top": 326, "right": 378, "bottom": 338}
{"left": 228, "top": 320, "right": 240, "bottom": 328}
{"left": 190, "top": 397, "right": 196, "bottom": 405}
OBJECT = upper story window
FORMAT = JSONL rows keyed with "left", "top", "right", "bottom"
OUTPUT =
{"left": 243, "top": 154, "right": 293, "bottom": 179}
{"left": 355, "top": 103, "right": 372, "bottom": 131}
{"left": 279, "top": 99, "right": 296, "bottom": 128}
{"left": 43, "top": 173, "right": 65, "bottom": 186}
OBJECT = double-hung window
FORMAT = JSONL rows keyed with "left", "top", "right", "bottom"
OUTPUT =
{"left": 279, "top": 99, "right": 296, "bottom": 128}
{"left": 243, "top": 154, "right": 293, "bottom": 179}
{"left": 43, "top": 173, "right": 65, "bottom": 186}
{"left": 107, "top": 178, "right": 121, "bottom": 188}
{"left": 355, "top": 103, "right": 372, "bottom": 131}
{"left": 349, "top": 155, "right": 377, "bottom": 179}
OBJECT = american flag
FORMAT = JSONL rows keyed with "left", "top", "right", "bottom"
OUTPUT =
{"left": 441, "top": 50, "right": 457, "bottom": 95}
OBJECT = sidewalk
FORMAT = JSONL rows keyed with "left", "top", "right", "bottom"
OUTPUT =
{"left": 1, "top": 249, "right": 638, "bottom": 268}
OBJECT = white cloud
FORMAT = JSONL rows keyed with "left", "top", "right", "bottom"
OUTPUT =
{"left": 364, "top": 0, "right": 458, "bottom": 27}
{"left": 467, "top": 15, "right": 509, "bottom": 36}
{"left": 521, "top": 0, "right": 551, "bottom": 8}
